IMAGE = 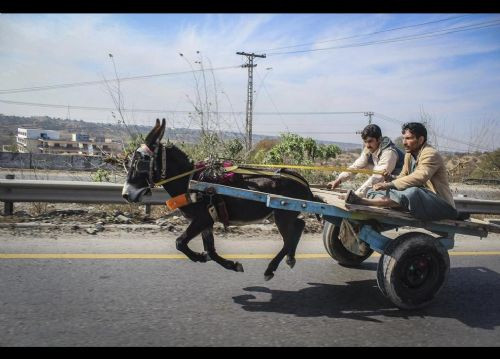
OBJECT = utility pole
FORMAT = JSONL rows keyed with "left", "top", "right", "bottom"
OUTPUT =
{"left": 357, "top": 111, "right": 375, "bottom": 136}
{"left": 236, "top": 51, "right": 266, "bottom": 151}
{"left": 364, "top": 111, "right": 374, "bottom": 124}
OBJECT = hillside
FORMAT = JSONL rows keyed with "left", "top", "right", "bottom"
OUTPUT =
{"left": 0, "top": 114, "right": 362, "bottom": 151}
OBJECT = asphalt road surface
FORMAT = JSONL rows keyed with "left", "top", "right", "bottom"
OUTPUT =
{"left": 1, "top": 229, "right": 500, "bottom": 346}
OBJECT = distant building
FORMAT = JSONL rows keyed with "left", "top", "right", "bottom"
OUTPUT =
{"left": 72, "top": 133, "right": 90, "bottom": 142}
{"left": 17, "top": 128, "right": 60, "bottom": 153}
{"left": 16, "top": 128, "right": 122, "bottom": 156}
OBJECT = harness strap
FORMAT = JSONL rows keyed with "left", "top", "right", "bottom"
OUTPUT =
{"left": 154, "top": 164, "right": 309, "bottom": 188}
{"left": 161, "top": 145, "right": 167, "bottom": 179}
{"left": 240, "top": 163, "right": 384, "bottom": 175}
{"left": 148, "top": 143, "right": 158, "bottom": 188}
{"left": 154, "top": 167, "right": 205, "bottom": 187}
{"left": 230, "top": 166, "right": 309, "bottom": 187}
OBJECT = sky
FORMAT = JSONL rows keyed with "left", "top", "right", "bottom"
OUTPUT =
{"left": 1, "top": 13, "right": 499, "bottom": 152}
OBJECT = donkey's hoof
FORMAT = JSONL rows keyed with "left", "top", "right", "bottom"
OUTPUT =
{"left": 195, "top": 252, "right": 209, "bottom": 263}
{"left": 202, "top": 252, "right": 212, "bottom": 262}
{"left": 264, "top": 273, "right": 274, "bottom": 281}
{"left": 234, "top": 262, "right": 244, "bottom": 272}
{"left": 286, "top": 257, "right": 296, "bottom": 269}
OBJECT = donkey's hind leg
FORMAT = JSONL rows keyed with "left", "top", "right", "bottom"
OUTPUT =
{"left": 264, "top": 210, "right": 298, "bottom": 281}
{"left": 286, "top": 218, "right": 305, "bottom": 269}
{"left": 202, "top": 229, "right": 244, "bottom": 272}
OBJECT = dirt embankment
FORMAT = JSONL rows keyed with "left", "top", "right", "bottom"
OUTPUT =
{"left": 0, "top": 203, "right": 324, "bottom": 237}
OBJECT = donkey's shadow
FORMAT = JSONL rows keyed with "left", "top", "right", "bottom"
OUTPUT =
{"left": 232, "top": 267, "right": 500, "bottom": 329}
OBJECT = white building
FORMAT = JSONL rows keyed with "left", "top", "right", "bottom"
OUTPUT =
{"left": 17, "top": 128, "right": 60, "bottom": 153}
{"left": 16, "top": 128, "right": 122, "bottom": 155}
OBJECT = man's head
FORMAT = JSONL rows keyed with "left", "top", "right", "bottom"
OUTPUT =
{"left": 401, "top": 122, "right": 427, "bottom": 154}
{"left": 361, "top": 124, "right": 382, "bottom": 153}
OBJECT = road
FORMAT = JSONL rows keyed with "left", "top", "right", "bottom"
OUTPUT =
{"left": 0, "top": 228, "right": 499, "bottom": 346}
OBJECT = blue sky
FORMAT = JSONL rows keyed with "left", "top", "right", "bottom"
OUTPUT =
{"left": 1, "top": 13, "right": 499, "bottom": 152}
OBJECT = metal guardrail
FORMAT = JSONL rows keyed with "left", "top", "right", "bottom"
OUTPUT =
{"left": 1, "top": 179, "right": 499, "bottom": 215}
{"left": 452, "top": 197, "right": 500, "bottom": 215}
{"left": 0, "top": 179, "right": 171, "bottom": 215}
{"left": 463, "top": 178, "right": 500, "bottom": 185}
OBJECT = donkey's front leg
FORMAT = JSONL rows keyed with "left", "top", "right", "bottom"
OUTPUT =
{"left": 175, "top": 219, "right": 211, "bottom": 263}
{"left": 202, "top": 229, "right": 244, "bottom": 272}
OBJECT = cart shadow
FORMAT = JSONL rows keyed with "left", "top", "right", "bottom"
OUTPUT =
{"left": 338, "top": 261, "right": 378, "bottom": 271}
{"left": 232, "top": 267, "right": 500, "bottom": 329}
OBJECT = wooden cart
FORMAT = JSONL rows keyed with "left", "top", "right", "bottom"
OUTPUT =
{"left": 189, "top": 180, "right": 500, "bottom": 310}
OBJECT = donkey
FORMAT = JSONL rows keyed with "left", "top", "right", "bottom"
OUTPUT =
{"left": 122, "top": 119, "right": 321, "bottom": 280}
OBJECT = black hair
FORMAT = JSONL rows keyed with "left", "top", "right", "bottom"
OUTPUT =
{"left": 361, "top": 124, "right": 382, "bottom": 140}
{"left": 402, "top": 122, "right": 427, "bottom": 142}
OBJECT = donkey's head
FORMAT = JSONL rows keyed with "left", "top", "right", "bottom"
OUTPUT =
{"left": 122, "top": 118, "right": 166, "bottom": 203}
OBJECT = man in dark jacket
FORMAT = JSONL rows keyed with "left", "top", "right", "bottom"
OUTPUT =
{"left": 327, "top": 124, "right": 404, "bottom": 197}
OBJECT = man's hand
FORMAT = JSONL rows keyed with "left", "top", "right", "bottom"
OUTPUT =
{"left": 326, "top": 178, "right": 342, "bottom": 190}
{"left": 382, "top": 170, "right": 392, "bottom": 182}
{"left": 373, "top": 181, "right": 392, "bottom": 191}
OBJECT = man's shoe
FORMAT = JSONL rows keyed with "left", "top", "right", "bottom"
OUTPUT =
{"left": 344, "top": 189, "right": 363, "bottom": 205}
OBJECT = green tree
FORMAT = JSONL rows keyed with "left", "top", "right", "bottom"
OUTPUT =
{"left": 321, "top": 144, "right": 342, "bottom": 161}
{"left": 263, "top": 133, "right": 340, "bottom": 165}
{"left": 223, "top": 138, "right": 244, "bottom": 160}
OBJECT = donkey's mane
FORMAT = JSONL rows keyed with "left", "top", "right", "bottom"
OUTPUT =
{"left": 164, "top": 142, "right": 192, "bottom": 166}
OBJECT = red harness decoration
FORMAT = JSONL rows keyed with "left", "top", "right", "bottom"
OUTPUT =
{"left": 193, "top": 160, "right": 238, "bottom": 185}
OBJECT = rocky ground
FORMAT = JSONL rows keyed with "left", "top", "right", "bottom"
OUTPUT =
{"left": 0, "top": 203, "right": 324, "bottom": 237}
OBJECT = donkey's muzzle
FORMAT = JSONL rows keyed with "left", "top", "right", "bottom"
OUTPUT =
{"left": 122, "top": 182, "right": 151, "bottom": 203}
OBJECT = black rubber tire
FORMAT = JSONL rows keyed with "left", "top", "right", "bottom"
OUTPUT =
{"left": 322, "top": 221, "right": 374, "bottom": 266}
{"left": 377, "top": 232, "right": 450, "bottom": 310}
{"left": 376, "top": 235, "right": 404, "bottom": 298}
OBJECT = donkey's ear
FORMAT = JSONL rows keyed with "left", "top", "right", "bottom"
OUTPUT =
{"left": 144, "top": 118, "right": 161, "bottom": 146}
{"left": 157, "top": 118, "right": 166, "bottom": 141}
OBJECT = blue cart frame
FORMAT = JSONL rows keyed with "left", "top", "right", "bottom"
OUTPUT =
{"left": 189, "top": 180, "right": 500, "bottom": 309}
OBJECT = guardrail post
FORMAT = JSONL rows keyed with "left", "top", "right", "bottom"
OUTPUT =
{"left": 145, "top": 204, "right": 151, "bottom": 215}
{"left": 3, "top": 174, "right": 15, "bottom": 215}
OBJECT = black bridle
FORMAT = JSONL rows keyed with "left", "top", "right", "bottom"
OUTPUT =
{"left": 128, "top": 141, "right": 167, "bottom": 188}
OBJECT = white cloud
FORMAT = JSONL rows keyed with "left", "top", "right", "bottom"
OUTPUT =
{"left": 0, "top": 13, "right": 499, "bottom": 150}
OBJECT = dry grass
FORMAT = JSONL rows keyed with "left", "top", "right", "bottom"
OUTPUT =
{"left": 93, "top": 203, "right": 172, "bottom": 219}
{"left": 28, "top": 202, "right": 49, "bottom": 216}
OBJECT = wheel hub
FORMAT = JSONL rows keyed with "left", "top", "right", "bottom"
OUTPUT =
{"left": 404, "top": 254, "right": 432, "bottom": 288}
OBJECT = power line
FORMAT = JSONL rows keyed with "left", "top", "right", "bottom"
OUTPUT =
{"left": 255, "top": 131, "right": 357, "bottom": 135}
{"left": 254, "top": 69, "right": 289, "bottom": 132}
{"left": 373, "top": 112, "right": 494, "bottom": 152}
{"left": 0, "top": 99, "right": 370, "bottom": 115}
{"left": 258, "top": 14, "right": 471, "bottom": 53}
{"left": 0, "top": 65, "right": 242, "bottom": 95}
{"left": 267, "top": 18, "right": 500, "bottom": 56}
{"left": 3, "top": 96, "right": 494, "bottom": 151}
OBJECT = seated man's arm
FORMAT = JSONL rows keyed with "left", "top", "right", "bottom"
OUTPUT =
{"left": 356, "top": 149, "right": 398, "bottom": 196}
{"left": 328, "top": 151, "right": 369, "bottom": 189}
{"left": 391, "top": 151, "right": 441, "bottom": 190}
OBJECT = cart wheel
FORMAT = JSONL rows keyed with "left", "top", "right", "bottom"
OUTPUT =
{"left": 376, "top": 236, "right": 401, "bottom": 297}
{"left": 322, "top": 221, "right": 373, "bottom": 266}
{"left": 377, "top": 232, "right": 450, "bottom": 310}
